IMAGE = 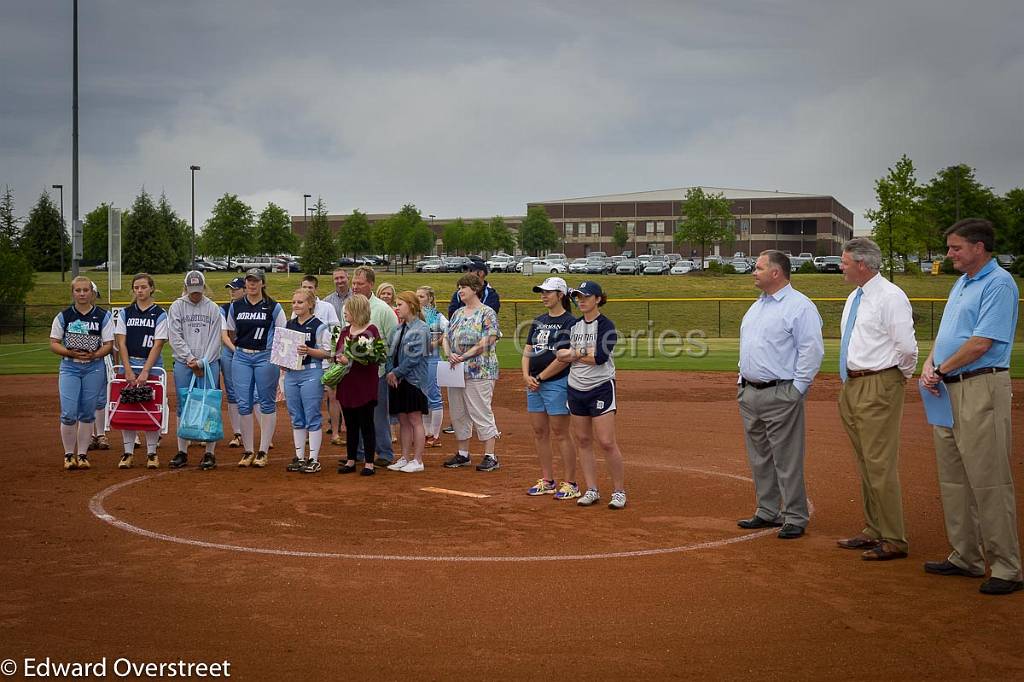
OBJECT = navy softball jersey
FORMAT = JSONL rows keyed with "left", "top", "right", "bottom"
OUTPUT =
{"left": 51, "top": 305, "right": 114, "bottom": 349}
{"left": 114, "top": 302, "right": 168, "bottom": 359}
{"left": 225, "top": 297, "right": 286, "bottom": 350}
{"left": 286, "top": 315, "right": 329, "bottom": 367}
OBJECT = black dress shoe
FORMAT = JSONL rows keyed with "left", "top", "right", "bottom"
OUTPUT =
{"left": 777, "top": 524, "right": 805, "bottom": 540}
{"left": 737, "top": 515, "right": 784, "bottom": 529}
{"left": 923, "top": 560, "right": 984, "bottom": 578}
{"left": 979, "top": 577, "right": 1023, "bottom": 595}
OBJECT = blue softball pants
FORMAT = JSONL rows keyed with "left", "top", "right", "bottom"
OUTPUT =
{"left": 283, "top": 365, "right": 324, "bottom": 431}
{"left": 220, "top": 348, "right": 237, "bottom": 404}
{"left": 425, "top": 356, "right": 443, "bottom": 411}
{"left": 232, "top": 349, "right": 279, "bottom": 416}
{"left": 58, "top": 358, "right": 107, "bottom": 425}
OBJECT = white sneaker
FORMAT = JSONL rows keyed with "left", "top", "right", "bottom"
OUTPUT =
{"left": 577, "top": 489, "right": 601, "bottom": 506}
{"left": 608, "top": 491, "right": 627, "bottom": 509}
{"left": 387, "top": 457, "right": 409, "bottom": 471}
{"left": 400, "top": 460, "right": 424, "bottom": 473}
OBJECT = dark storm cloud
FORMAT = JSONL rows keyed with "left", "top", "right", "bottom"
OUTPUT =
{"left": 1, "top": 1, "right": 1021, "bottom": 231}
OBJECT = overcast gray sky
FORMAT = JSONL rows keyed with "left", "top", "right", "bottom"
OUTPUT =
{"left": 2, "top": 0, "right": 1022, "bottom": 232}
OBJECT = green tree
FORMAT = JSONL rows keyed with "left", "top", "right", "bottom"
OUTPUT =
{"left": 443, "top": 218, "right": 467, "bottom": 255}
{"left": 998, "top": 188, "right": 1024, "bottom": 255}
{"left": 198, "top": 193, "right": 255, "bottom": 264}
{"left": 300, "top": 198, "right": 336, "bottom": 274}
{"left": 919, "top": 164, "right": 1002, "bottom": 255}
{"left": 20, "top": 190, "right": 70, "bottom": 271}
{"left": 0, "top": 248, "right": 35, "bottom": 308}
{"left": 255, "top": 202, "right": 298, "bottom": 256}
{"left": 388, "top": 204, "right": 427, "bottom": 261}
{"left": 865, "top": 154, "right": 922, "bottom": 280}
{"left": 612, "top": 222, "right": 628, "bottom": 251}
{"left": 518, "top": 206, "right": 560, "bottom": 256}
{"left": 0, "top": 185, "right": 34, "bottom": 312}
{"left": 674, "top": 187, "right": 733, "bottom": 265}
{"left": 122, "top": 188, "right": 176, "bottom": 273}
{"left": 489, "top": 216, "right": 516, "bottom": 254}
{"left": 464, "top": 219, "right": 493, "bottom": 254}
{"left": 82, "top": 203, "right": 111, "bottom": 264}
{"left": 158, "top": 193, "right": 191, "bottom": 271}
{"left": 0, "top": 185, "right": 20, "bottom": 249}
{"left": 337, "top": 208, "right": 372, "bottom": 256}
{"left": 371, "top": 217, "right": 394, "bottom": 256}
{"left": 408, "top": 223, "right": 436, "bottom": 257}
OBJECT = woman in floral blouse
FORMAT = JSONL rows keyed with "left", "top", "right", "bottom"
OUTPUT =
{"left": 442, "top": 273, "right": 500, "bottom": 472}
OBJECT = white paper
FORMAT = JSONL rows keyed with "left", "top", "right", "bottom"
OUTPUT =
{"left": 436, "top": 361, "right": 466, "bottom": 388}
{"left": 271, "top": 327, "right": 309, "bottom": 370}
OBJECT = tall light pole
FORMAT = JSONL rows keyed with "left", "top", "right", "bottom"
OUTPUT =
{"left": 428, "top": 214, "right": 436, "bottom": 254}
{"left": 303, "top": 193, "right": 311, "bottom": 241}
{"left": 71, "top": 0, "right": 80, "bottom": 277}
{"left": 189, "top": 165, "right": 200, "bottom": 265}
{"left": 52, "top": 184, "right": 65, "bottom": 281}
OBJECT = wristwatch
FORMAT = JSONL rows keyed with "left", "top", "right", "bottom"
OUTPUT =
{"left": 934, "top": 363, "right": 945, "bottom": 378}
{"left": 578, "top": 347, "right": 588, "bottom": 358}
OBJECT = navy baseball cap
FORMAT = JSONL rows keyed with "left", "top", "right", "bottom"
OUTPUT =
{"left": 467, "top": 261, "right": 489, "bottom": 274}
{"left": 225, "top": 277, "right": 245, "bottom": 289}
{"left": 571, "top": 281, "right": 604, "bottom": 299}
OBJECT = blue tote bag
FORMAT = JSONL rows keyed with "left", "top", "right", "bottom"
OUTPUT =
{"left": 176, "top": 359, "right": 224, "bottom": 442}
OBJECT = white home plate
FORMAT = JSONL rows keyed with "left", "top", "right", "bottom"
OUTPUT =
{"left": 420, "top": 487, "right": 490, "bottom": 499}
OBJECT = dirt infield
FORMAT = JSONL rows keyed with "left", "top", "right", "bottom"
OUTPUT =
{"left": 2, "top": 371, "right": 1023, "bottom": 680}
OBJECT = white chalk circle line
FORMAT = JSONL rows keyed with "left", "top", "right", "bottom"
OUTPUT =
{"left": 88, "top": 466, "right": 813, "bottom": 563}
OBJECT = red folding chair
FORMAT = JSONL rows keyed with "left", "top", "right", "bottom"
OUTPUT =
{"left": 106, "top": 365, "right": 169, "bottom": 434}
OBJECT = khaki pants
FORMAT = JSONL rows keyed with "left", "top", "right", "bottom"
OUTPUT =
{"left": 448, "top": 379, "right": 499, "bottom": 442}
{"left": 933, "top": 371, "right": 1022, "bottom": 581}
{"left": 838, "top": 368, "right": 908, "bottom": 552}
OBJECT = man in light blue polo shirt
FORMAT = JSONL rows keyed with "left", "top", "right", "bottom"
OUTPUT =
{"left": 921, "top": 218, "right": 1022, "bottom": 596}
{"left": 736, "top": 250, "right": 824, "bottom": 540}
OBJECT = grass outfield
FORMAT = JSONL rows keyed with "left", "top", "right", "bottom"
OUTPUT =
{"left": 10, "top": 270, "right": 1022, "bottom": 346}
{"left": 4, "top": 339, "right": 1020, "bottom": 377}
{"left": 26, "top": 269, "right": 984, "bottom": 305}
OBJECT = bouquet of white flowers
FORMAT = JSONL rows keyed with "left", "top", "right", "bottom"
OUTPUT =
{"left": 321, "top": 334, "right": 388, "bottom": 388}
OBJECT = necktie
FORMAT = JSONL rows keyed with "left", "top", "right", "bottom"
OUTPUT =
{"left": 839, "top": 288, "right": 863, "bottom": 382}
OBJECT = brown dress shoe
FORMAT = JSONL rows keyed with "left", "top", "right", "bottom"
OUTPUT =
{"left": 861, "top": 541, "right": 908, "bottom": 561}
{"left": 837, "top": 534, "right": 881, "bottom": 550}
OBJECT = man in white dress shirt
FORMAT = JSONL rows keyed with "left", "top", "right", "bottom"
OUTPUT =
{"left": 836, "top": 238, "right": 919, "bottom": 561}
{"left": 298, "top": 275, "right": 341, "bottom": 329}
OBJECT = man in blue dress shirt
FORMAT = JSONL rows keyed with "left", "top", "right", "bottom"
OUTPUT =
{"left": 920, "top": 218, "right": 1022, "bottom": 596}
{"left": 736, "top": 250, "right": 824, "bottom": 539}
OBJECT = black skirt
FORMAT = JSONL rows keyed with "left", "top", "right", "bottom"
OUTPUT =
{"left": 389, "top": 379, "right": 429, "bottom": 415}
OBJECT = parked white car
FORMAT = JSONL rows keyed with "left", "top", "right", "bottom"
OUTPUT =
{"left": 568, "top": 258, "right": 589, "bottom": 274}
{"left": 486, "top": 255, "right": 516, "bottom": 272}
{"left": 529, "top": 259, "right": 567, "bottom": 274}
{"left": 670, "top": 260, "right": 695, "bottom": 274}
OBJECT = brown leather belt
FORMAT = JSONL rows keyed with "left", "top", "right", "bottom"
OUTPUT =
{"left": 943, "top": 366, "right": 1008, "bottom": 383}
{"left": 741, "top": 378, "right": 781, "bottom": 389}
{"left": 846, "top": 366, "right": 898, "bottom": 379}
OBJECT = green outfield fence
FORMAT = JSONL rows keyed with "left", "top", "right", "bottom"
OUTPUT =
{"left": 4, "top": 298, "right": 1022, "bottom": 345}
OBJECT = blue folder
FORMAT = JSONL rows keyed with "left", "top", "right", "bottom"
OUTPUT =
{"left": 918, "top": 380, "right": 953, "bottom": 428}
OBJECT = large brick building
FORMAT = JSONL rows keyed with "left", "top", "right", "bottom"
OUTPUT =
{"left": 529, "top": 187, "right": 854, "bottom": 259}
{"left": 290, "top": 213, "right": 524, "bottom": 255}
{"left": 289, "top": 187, "right": 853, "bottom": 260}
